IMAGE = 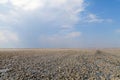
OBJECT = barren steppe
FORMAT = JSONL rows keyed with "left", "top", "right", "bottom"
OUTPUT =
{"left": 0, "top": 49, "right": 120, "bottom": 80}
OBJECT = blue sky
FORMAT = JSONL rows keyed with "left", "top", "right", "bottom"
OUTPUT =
{"left": 0, "top": 0, "right": 120, "bottom": 48}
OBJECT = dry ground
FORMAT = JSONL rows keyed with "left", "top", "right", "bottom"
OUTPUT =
{"left": 0, "top": 49, "right": 120, "bottom": 80}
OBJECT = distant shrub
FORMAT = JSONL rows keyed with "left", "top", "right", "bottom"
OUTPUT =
{"left": 95, "top": 50, "right": 102, "bottom": 54}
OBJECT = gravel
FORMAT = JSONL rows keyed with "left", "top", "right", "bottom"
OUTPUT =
{"left": 0, "top": 49, "right": 120, "bottom": 80}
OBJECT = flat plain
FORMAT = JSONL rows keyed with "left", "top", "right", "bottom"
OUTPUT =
{"left": 0, "top": 49, "right": 120, "bottom": 80}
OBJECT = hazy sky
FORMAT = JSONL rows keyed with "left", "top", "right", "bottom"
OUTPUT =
{"left": 0, "top": 0, "right": 120, "bottom": 48}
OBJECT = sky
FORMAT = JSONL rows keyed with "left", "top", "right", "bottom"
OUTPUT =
{"left": 0, "top": 0, "right": 120, "bottom": 48}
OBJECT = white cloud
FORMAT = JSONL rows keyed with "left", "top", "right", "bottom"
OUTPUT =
{"left": 86, "top": 14, "right": 104, "bottom": 23}
{"left": 0, "top": 0, "right": 112, "bottom": 27}
{"left": 8, "top": 0, "right": 84, "bottom": 13}
{"left": 0, "top": 11, "right": 19, "bottom": 24}
{"left": 0, "top": 0, "right": 85, "bottom": 47}
{"left": 0, "top": 30, "right": 19, "bottom": 44}
{"left": 0, "top": 0, "right": 85, "bottom": 26}
{"left": 66, "top": 32, "right": 81, "bottom": 38}
{"left": 84, "top": 14, "right": 113, "bottom": 23}
{"left": 50, "top": 31, "right": 81, "bottom": 39}
{"left": 0, "top": 0, "right": 8, "bottom": 4}
{"left": 39, "top": 31, "right": 82, "bottom": 47}
{"left": 0, "top": 0, "right": 113, "bottom": 48}
{"left": 48, "top": 0, "right": 67, "bottom": 7}
{"left": 10, "top": 0, "right": 44, "bottom": 11}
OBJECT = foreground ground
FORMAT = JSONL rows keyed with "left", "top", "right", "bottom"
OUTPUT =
{"left": 0, "top": 49, "right": 120, "bottom": 80}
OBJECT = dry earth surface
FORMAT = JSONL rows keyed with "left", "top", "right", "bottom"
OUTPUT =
{"left": 0, "top": 49, "right": 120, "bottom": 80}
